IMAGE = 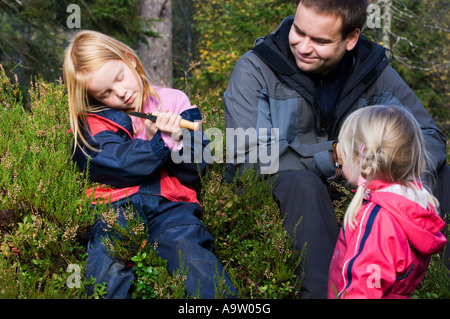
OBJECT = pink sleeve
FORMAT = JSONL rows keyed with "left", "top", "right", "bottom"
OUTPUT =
{"left": 146, "top": 88, "right": 197, "bottom": 151}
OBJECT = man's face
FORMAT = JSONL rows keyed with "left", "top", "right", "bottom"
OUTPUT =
{"left": 288, "top": 3, "right": 360, "bottom": 75}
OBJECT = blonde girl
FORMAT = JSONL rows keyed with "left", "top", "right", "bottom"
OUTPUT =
{"left": 63, "top": 30, "right": 237, "bottom": 299}
{"left": 64, "top": 30, "right": 185, "bottom": 152}
{"left": 328, "top": 105, "right": 446, "bottom": 299}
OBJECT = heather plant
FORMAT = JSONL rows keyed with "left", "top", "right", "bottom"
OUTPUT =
{"left": 0, "top": 65, "right": 93, "bottom": 298}
{"left": 98, "top": 203, "right": 148, "bottom": 263}
{"left": 96, "top": 202, "right": 189, "bottom": 299}
{"left": 198, "top": 163, "right": 303, "bottom": 298}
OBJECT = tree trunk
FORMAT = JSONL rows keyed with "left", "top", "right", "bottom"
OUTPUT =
{"left": 381, "top": 0, "right": 392, "bottom": 50}
{"left": 138, "top": 0, "right": 172, "bottom": 87}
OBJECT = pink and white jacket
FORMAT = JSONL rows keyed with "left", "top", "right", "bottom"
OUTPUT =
{"left": 328, "top": 180, "right": 446, "bottom": 299}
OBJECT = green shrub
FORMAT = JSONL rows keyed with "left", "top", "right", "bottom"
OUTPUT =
{"left": 412, "top": 254, "right": 450, "bottom": 299}
{"left": 199, "top": 164, "right": 303, "bottom": 298}
{"left": 0, "top": 65, "right": 93, "bottom": 298}
{"left": 96, "top": 202, "right": 189, "bottom": 299}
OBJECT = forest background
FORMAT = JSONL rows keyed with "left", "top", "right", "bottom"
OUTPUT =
{"left": 0, "top": 0, "right": 448, "bottom": 299}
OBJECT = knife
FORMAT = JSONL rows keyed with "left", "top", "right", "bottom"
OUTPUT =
{"left": 127, "top": 111, "right": 201, "bottom": 131}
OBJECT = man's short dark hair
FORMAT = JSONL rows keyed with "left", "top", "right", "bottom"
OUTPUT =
{"left": 296, "top": 0, "right": 369, "bottom": 38}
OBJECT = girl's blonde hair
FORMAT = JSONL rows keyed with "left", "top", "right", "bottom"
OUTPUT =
{"left": 338, "top": 105, "right": 439, "bottom": 229}
{"left": 63, "top": 30, "right": 159, "bottom": 152}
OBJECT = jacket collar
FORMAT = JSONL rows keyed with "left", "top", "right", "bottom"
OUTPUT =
{"left": 252, "top": 16, "right": 390, "bottom": 136}
{"left": 88, "top": 107, "right": 134, "bottom": 137}
{"left": 253, "top": 15, "right": 388, "bottom": 78}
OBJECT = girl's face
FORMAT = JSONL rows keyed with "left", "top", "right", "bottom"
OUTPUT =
{"left": 87, "top": 59, "right": 140, "bottom": 110}
{"left": 342, "top": 157, "right": 360, "bottom": 186}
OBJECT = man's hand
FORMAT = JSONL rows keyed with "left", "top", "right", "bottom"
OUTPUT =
{"left": 336, "top": 142, "right": 342, "bottom": 166}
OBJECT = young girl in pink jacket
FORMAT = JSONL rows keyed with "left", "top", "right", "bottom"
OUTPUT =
{"left": 328, "top": 105, "right": 446, "bottom": 299}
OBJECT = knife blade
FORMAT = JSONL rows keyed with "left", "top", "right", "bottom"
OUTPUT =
{"left": 127, "top": 111, "right": 158, "bottom": 122}
{"left": 126, "top": 111, "right": 201, "bottom": 131}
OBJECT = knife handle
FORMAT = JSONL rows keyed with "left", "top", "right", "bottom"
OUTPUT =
{"left": 180, "top": 119, "right": 201, "bottom": 131}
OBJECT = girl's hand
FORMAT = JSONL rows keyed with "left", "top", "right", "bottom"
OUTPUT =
{"left": 154, "top": 110, "right": 182, "bottom": 142}
{"left": 144, "top": 119, "right": 158, "bottom": 141}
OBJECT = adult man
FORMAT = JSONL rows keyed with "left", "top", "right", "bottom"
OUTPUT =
{"left": 224, "top": 0, "right": 448, "bottom": 298}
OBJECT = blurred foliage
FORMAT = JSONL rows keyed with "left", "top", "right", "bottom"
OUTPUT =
{"left": 189, "top": 0, "right": 296, "bottom": 92}
{"left": 365, "top": 0, "right": 449, "bottom": 138}
{"left": 0, "top": 0, "right": 157, "bottom": 90}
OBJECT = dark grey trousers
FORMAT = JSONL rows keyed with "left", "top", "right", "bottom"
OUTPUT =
{"left": 271, "top": 170, "right": 339, "bottom": 299}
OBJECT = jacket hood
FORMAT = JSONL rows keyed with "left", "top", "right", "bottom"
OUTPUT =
{"left": 368, "top": 180, "right": 447, "bottom": 255}
{"left": 252, "top": 15, "right": 388, "bottom": 79}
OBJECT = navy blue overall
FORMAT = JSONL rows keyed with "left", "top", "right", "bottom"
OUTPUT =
{"left": 73, "top": 107, "right": 237, "bottom": 298}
